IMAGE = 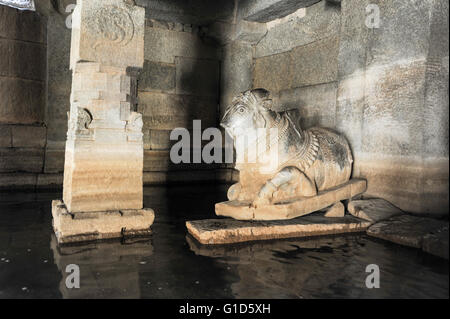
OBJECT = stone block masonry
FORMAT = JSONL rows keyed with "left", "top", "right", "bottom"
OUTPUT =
{"left": 0, "top": 5, "right": 46, "bottom": 125}
{"left": 0, "top": 5, "right": 49, "bottom": 188}
{"left": 335, "top": 0, "right": 449, "bottom": 215}
{"left": 52, "top": 200, "right": 155, "bottom": 244}
{"left": 138, "top": 17, "right": 224, "bottom": 183}
{"left": 62, "top": 0, "right": 146, "bottom": 214}
{"left": 63, "top": 62, "right": 144, "bottom": 212}
{"left": 250, "top": 1, "right": 341, "bottom": 132}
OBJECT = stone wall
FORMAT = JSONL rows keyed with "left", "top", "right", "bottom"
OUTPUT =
{"left": 1, "top": 1, "right": 230, "bottom": 189}
{"left": 139, "top": 19, "right": 223, "bottom": 184}
{"left": 0, "top": 5, "right": 48, "bottom": 188}
{"left": 1, "top": 0, "right": 448, "bottom": 216}
{"left": 43, "top": 1, "right": 72, "bottom": 182}
{"left": 252, "top": 0, "right": 340, "bottom": 129}
{"left": 335, "top": 0, "right": 449, "bottom": 216}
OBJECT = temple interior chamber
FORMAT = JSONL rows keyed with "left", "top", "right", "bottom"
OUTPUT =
{"left": 0, "top": 0, "right": 448, "bottom": 299}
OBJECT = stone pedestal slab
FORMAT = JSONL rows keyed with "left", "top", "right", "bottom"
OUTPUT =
{"left": 216, "top": 179, "right": 367, "bottom": 221}
{"left": 186, "top": 214, "right": 371, "bottom": 245}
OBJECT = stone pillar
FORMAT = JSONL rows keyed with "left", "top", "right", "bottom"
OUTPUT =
{"left": 52, "top": 0, "right": 154, "bottom": 244}
{"left": 220, "top": 41, "right": 253, "bottom": 118}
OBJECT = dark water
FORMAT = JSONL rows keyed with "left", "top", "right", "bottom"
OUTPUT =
{"left": 0, "top": 185, "right": 448, "bottom": 299}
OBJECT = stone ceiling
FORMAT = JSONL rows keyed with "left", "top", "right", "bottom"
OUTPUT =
{"left": 33, "top": 0, "right": 337, "bottom": 26}
{"left": 135, "top": 0, "right": 328, "bottom": 25}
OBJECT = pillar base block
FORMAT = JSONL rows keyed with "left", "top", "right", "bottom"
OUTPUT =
{"left": 52, "top": 200, "right": 154, "bottom": 244}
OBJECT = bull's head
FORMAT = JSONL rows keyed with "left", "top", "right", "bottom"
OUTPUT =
{"left": 220, "top": 88, "right": 277, "bottom": 139}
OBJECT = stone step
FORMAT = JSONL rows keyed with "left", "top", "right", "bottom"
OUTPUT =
{"left": 348, "top": 198, "right": 404, "bottom": 223}
{"left": 367, "top": 214, "right": 449, "bottom": 260}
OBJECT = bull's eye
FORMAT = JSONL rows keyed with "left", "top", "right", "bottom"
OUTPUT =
{"left": 238, "top": 106, "right": 245, "bottom": 113}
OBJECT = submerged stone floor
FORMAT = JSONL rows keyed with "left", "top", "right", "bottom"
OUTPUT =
{"left": 0, "top": 185, "right": 448, "bottom": 298}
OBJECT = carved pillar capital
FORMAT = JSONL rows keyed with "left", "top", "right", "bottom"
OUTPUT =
{"left": 70, "top": 0, "right": 145, "bottom": 70}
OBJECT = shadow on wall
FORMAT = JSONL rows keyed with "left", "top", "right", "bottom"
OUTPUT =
{"left": 136, "top": 1, "right": 227, "bottom": 187}
{"left": 166, "top": 33, "right": 221, "bottom": 183}
{"left": 161, "top": 4, "right": 226, "bottom": 222}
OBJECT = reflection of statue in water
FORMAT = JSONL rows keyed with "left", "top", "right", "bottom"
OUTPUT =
{"left": 50, "top": 236, "right": 152, "bottom": 298}
{"left": 217, "top": 89, "right": 366, "bottom": 220}
{"left": 186, "top": 234, "right": 364, "bottom": 298}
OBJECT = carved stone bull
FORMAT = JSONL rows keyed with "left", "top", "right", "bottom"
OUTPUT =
{"left": 218, "top": 89, "right": 365, "bottom": 220}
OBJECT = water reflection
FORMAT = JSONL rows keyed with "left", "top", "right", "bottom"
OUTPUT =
{"left": 0, "top": 187, "right": 448, "bottom": 299}
{"left": 51, "top": 236, "right": 153, "bottom": 299}
{"left": 186, "top": 234, "right": 449, "bottom": 298}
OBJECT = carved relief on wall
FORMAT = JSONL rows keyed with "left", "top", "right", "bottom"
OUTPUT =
{"left": 71, "top": 0, "right": 145, "bottom": 69}
{"left": 126, "top": 112, "right": 143, "bottom": 131}
{"left": 126, "top": 112, "right": 143, "bottom": 142}
{"left": 87, "top": 5, "right": 135, "bottom": 50}
{"left": 67, "top": 107, "right": 94, "bottom": 140}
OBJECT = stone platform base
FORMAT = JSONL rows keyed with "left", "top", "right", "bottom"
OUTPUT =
{"left": 216, "top": 179, "right": 367, "bottom": 220}
{"left": 52, "top": 200, "right": 155, "bottom": 244}
{"left": 186, "top": 213, "right": 371, "bottom": 245}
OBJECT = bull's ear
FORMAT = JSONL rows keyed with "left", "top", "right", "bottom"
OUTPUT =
{"left": 253, "top": 108, "right": 277, "bottom": 128}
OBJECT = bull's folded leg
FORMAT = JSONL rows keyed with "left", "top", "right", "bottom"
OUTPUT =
{"left": 252, "top": 166, "right": 317, "bottom": 207}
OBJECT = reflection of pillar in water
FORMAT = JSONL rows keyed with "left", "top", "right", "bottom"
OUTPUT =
{"left": 51, "top": 235, "right": 153, "bottom": 299}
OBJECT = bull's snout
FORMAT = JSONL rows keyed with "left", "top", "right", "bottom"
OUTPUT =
{"left": 220, "top": 120, "right": 229, "bottom": 129}
{"left": 220, "top": 114, "right": 231, "bottom": 129}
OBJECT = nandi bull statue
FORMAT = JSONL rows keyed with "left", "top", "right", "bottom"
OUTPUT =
{"left": 216, "top": 88, "right": 367, "bottom": 220}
